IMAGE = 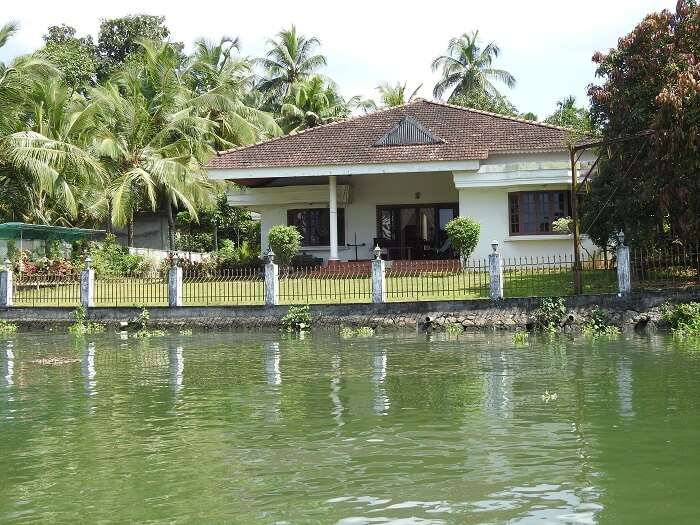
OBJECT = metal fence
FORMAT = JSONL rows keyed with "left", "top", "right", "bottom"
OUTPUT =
{"left": 385, "top": 259, "right": 490, "bottom": 301}
{"left": 12, "top": 272, "right": 81, "bottom": 307}
{"left": 503, "top": 253, "right": 618, "bottom": 298}
{"left": 94, "top": 273, "right": 168, "bottom": 307}
{"left": 278, "top": 265, "right": 372, "bottom": 304}
{"left": 630, "top": 244, "right": 700, "bottom": 291}
{"left": 183, "top": 267, "right": 264, "bottom": 306}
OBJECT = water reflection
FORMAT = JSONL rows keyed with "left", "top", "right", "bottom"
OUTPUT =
{"left": 3, "top": 340, "right": 14, "bottom": 388}
{"left": 617, "top": 356, "right": 635, "bottom": 418}
{"left": 483, "top": 350, "right": 512, "bottom": 418}
{"left": 330, "top": 353, "right": 344, "bottom": 426}
{"left": 81, "top": 341, "right": 96, "bottom": 396}
{"left": 264, "top": 341, "right": 281, "bottom": 386}
{"left": 371, "top": 348, "right": 390, "bottom": 415}
{"left": 169, "top": 345, "right": 184, "bottom": 395}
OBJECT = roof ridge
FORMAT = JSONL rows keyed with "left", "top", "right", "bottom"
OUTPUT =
{"left": 215, "top": 99, "right": 426, "bottom": 157}
{"left": 423, "top": 99, "right": 582, "bottom": 134}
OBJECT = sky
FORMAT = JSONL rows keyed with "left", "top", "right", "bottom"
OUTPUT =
{"left": 0, "top": 0, "right": 677, "bottom": 118}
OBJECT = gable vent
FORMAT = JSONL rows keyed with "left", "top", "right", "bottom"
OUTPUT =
{"left": 374, "top": 116, "right": 444, "bottom": 147}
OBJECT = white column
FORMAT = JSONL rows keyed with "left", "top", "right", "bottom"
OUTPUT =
{"left": 81, "top": 257, "right": 95, "bottom": 308}
{"left": 264, "top": 251, "right": 279, "bottom": 306}
{"left": 371, "top": 245, "right": 386, "bottom": 304}
{"left": 329, "top": 175, "right": 339, "bottom": 261}
{"left": 488, "top": 240, "right": 504, "bottom": 300}
{"left": 168, "top": 263, "right": 183, "bottom": 307}
{"left": 0, "top": 259, "right": 13, "bottom": 308}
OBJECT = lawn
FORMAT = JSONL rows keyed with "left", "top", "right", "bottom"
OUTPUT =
{"left": 10, "top": 269, "right": 621, "bottom": 307}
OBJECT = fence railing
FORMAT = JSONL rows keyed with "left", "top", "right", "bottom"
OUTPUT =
{"left": 385, "top": 259, "right": 490, "bottom": 301}
{"left": 278, "top": 265, "right": 372, "bottom": 304}
{"left": 3, "top": 243, "right": 699, "bottom": 309}
{"left": 503, "top": 253, "right": 618, "bottom": 298}
{"left": 93, "top": 273, "right": 168, "bottom": 307}
{"left": 12, "top": 272, "right": 81, "bottom": 307}
{"left": 630, "top": 245, "right": 700, "bottom": 291}
{"left": 183, "top": 267, "right": 264, "bottom": 306}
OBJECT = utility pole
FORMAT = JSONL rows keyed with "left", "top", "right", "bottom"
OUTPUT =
{"left": 570, "top": 147, "right": 582, "bottom": 295}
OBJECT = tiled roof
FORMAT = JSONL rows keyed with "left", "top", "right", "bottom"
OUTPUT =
{"left": 207, "top": 99, "right": 575, "bottom": 171}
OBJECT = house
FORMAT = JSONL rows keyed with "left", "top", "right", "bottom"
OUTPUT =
{"left": 206, "top": 99, "right": 594, "bottom": 263}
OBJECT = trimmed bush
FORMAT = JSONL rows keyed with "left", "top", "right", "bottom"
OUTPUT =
{"left": 268, "top": 225, "right": 302, "bottom": 266}
{"left": 444, "top": 217, "right": 480, "bottom": 259}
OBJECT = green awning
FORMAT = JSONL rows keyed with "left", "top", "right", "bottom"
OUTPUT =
{"left": 0, "top": 223, "right": 104, "bottom": 241}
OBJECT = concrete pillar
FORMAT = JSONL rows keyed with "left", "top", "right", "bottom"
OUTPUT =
{"left": 264, "top": 250, "right": 279, "bottom": 306}
{"left": 0, "top": 258, "right": 13, "bottom": 308}
{"left": 168, "top": 261, "right": 183, "bottom": 307}
{"left": 616, "top": 231, "right": 631, "bottom": 296}
{"left": 81, "top": 256, "right": 95, "bottom": 308}
{"left": 488, "top": 240, "right": 504, "bottom": 300}
{"left": 371, "top": 245, "right": 386, "bottom": 304}
{"left": 329, "top": 175, "right": 339, "bottom": 261}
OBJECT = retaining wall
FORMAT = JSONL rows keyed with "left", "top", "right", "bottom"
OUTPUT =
{"left": 2, "top": 289, "right": 699, "bottom": 331}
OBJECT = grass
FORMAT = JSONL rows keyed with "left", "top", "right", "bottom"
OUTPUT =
{"left": 10, "top": 268, "right": 622, "bottom": 307}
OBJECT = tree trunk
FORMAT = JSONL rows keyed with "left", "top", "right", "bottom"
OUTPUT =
{"left": 106, "top": 202, "right": 113, "bottom": 235}
{"left": 127, "top": 212, "right": 134, "bottom": 247}
{"left": 166, "top": 199, "right": 175, "bottom": 252}
{"left": 213, "top": 223, "right": 219, "bottom": 252}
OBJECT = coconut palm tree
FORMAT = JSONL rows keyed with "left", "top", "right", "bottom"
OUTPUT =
{"left": 279, "top": 75, "right": 351, "bottom": 133}
{"left": 431, "top": 30, "right": 515, "bottom": 102}
{"left": 91, "top": 40, "right": 220, "bottom": 250}
{"left": 256, "top": 26, "right": 327, "bottom": 104}
{"left": 377, "top": 81, "right": 422, "bottom": 107}
{"left": 187, "top": 36, "right": 281, "bottom": 147}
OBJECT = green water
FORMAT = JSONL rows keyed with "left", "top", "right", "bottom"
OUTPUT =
{"left": 1, "top": 330, "right": 699, "bottom": 524}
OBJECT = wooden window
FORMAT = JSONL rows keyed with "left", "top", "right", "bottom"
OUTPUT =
{"left": 508, "top": 191, "right": 571, "bottom": 235}
{"left": 287, "top": 208, "right": 345, "bottom": 246}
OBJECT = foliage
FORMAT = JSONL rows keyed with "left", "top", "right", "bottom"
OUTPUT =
{"left": 432, "top": 30, "right": 515, "bottom": 101}
{"left": 583, "top": 1, "right": 700, "bottom": 248}
{"left": 217, "top": 240, "right": 259, "bottom": 268}
{"left": 534, "top": 297, "right": 567, "bottom": 332}
{"left": 544, "top": 95, "right": 592, "bottom": 133}
{"left": 279, "top": 75, "right": 351, "bottom": 133}
{"left": 582, "top": 306, "right": 621, "bottom": 337}
{"left": 176, "top": 232, "right": 214, "bottom": 253}
{"left": 39, "top": 25, "right": 98, "bottom": 92}
{"left": 444, "top": 217, "right": 480, "bottom": 259}
{"left": 281, "top": 304, "right": 311, "bottom": 332}
{"left": 268, "top": 225, "right": 302, "bottom": 265}
{"left": 339, "top": 326, "right": 375, "bottom": 338}
{"left": 179, "top": 328, "right": 193, "bottom": 336}
{"left": 512, "top": 328, "right": 529, "bottom": 345}
{"left": 88, "top": 234, "right": 150, "bottom": 276}
{"left": 134, "top": 307, "right": 166, "bottom": 338}
{"left": 96, "top": 14, "right": 175, "bottom": 78}
{"left": 256, "top": 25, "right": 327, "bottom": 105}
{"left": 0, "top": 320, "right": 18, "bottom": 334}
{"left": 450, "top": 89, "right": 518, "bottom": 116}
{"left": 358, "top": 81, "right": 423, "bottom": 111}
{"left": 68, "top": 305, "right": 105, "bottom": 334}
{"left": 552, "top": 217, "right": 573, "bottom": 234}
{"left": 444, "top": 323, "right": 463, "bottom": 334}
{"left": 662, "top": 302, "right": 700, "bottom": 338}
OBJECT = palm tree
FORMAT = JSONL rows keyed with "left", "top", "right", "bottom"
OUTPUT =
{"left": 279, "top": 75, "right": 351, "bottom": 133}
{"left": 431, "top": 30, "right": 515, "bottom": 101}
{"left": 91, "top": 40, "right": 221, "bottom": 249}
{"left": 187, "top": 36, "right": 281, "bottom": 147}
{"left": 256, "top": 26, "right": 326, "bottom": 104}
{"left": 0, "top": 22, "right": 103, "bottom": 225}
{"left": 377, "top": 81, "right": 422, "bottom": 107}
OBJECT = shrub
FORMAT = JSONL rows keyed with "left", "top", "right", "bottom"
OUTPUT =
{"left": 281, "top": 304, "right": 311, "bottom": 332}
{"left": 552, "top": 217, "right": 573, "bottom": 234}
{"left": 268, "top": 225, "right": 302, "bottom": 266}
{"left": 662, "top": 302, "right": 700, "bottom": 338}
{"left": 582, "top": 306, "right": 621, "bottom": 337}
{"left": 444, "top": 217, "right": 480, "bottom": 259}
{"left": 217, "top": 240, "right": 259, "bottom": 269}
{"left": 134, "top": 307, "right": 166, "bottom": 338}
{"left": 445, "top": 323, "right": 463, "bottom": 334}
{"left": 534, "top": 297, "right": 567, "bottom": 332}
{"left": 0, "top": 320, "right": 18, "bottom": 334}
{"left": 512, "top": 328, "right": 529, "bottom": 345}
{"left": 340, "top": 326, "right": 375, "bottom": 338}
{"left": 68, "top": 306, "right": 105, "bottom": 335}
{"left": 88, "top": 234, "right": 150, "bottom": 277}
{"left": 175, "top": 232, "right": 214, "bottom": 252}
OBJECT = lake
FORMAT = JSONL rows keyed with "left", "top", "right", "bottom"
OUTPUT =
{"left": 1, "top": 330, "right": 699, "bottom": 524}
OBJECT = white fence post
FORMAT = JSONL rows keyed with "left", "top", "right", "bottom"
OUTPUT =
{"left": 0, "top": 258, "right": 13, "bottom": 307}
{"left": 168, "top": 256, "right": 183, "bottom": 307}
{"left": 371, "top": 245, "right": 386, "bottom": 304}
{"left": 616, "top": 231, "right": 631, "bottom": 296}
{"left": 81, "top": 256, "right": 95, "bottom": 308}
{"left": 488, "top": 240, "right": 504, "bottom": 300}
{"left": 264, "top": 249, "right": 279, "bottom": 306}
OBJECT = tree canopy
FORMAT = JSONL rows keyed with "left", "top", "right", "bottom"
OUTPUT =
{"left": 582, "top": 0, "right": 700, "bottom": 248}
